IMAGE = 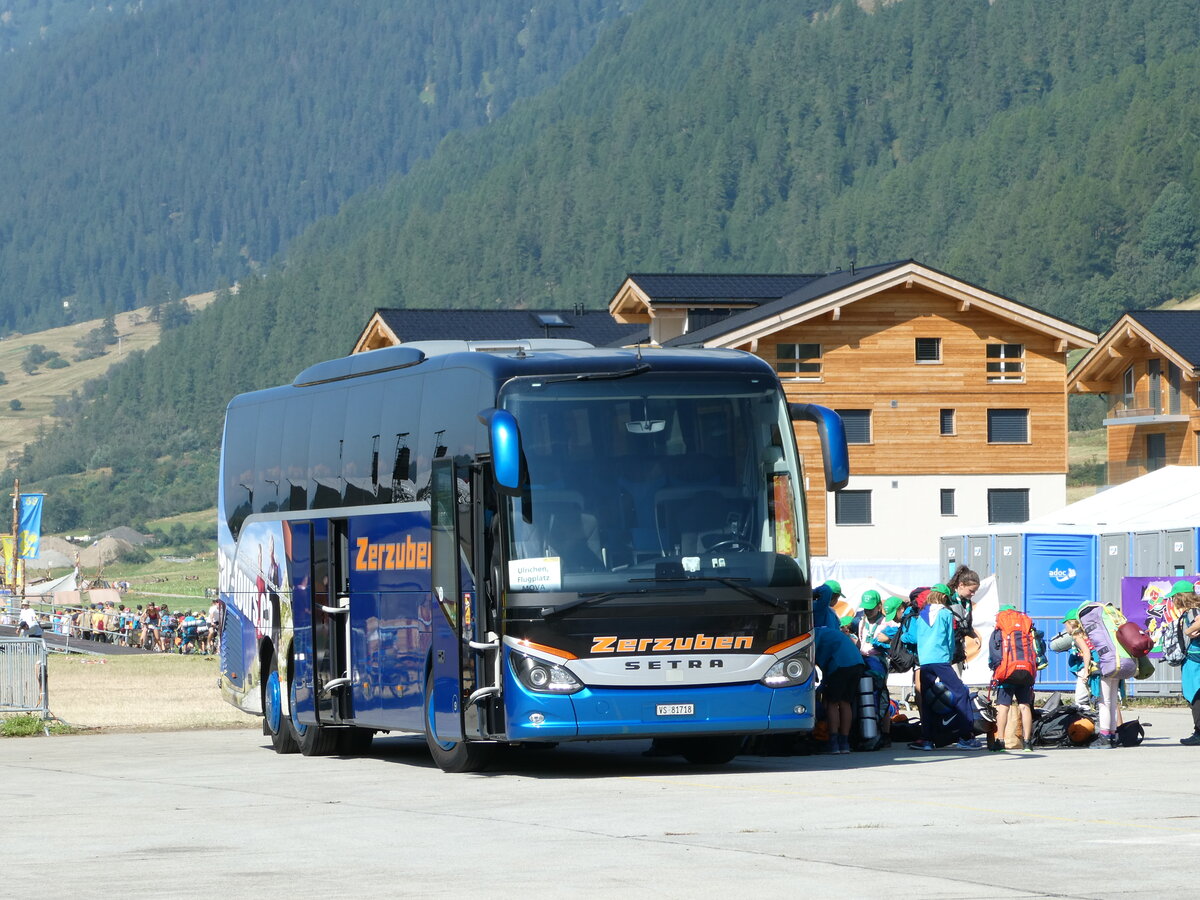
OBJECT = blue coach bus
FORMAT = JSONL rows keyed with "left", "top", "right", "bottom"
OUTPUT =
{"left": 218, "top": 339, "right": 848, "bottom": 771}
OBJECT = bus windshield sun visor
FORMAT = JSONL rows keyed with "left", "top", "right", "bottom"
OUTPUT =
{"left": 533, "top": 363, "right": 652, "bottom": 386}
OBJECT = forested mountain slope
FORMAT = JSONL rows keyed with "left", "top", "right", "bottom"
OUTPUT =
{"left": 0, "top": 1, "right": 169, "bottom": 56}
{"left": 0, "top": 0, "right": 633, "bottom": 330}
{"left": 16, "top": 0, "right": 1200, "bottom": 530}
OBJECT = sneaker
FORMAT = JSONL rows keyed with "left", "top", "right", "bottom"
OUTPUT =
{"left": 1023, "top": 740, "right": 1034, "bottom": 753}
{"left": 907, "top": 740, "right": 935, "bottom": 751}
{"left": 1180, "top": 732, "right": 1200, "bottom": 746}
{"left": 1089, "top": 735, "right": 1113, "bottom": 749}
{"left": 838, "top": 736, "right": 851, "bottom": 754}
{"left": 953, "top": 738, "right": 984, "bottom": 751}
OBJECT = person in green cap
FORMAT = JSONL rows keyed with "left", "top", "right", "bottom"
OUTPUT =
{"left": 1164, "top": 580, "right": 1200, "bottom": 745}
{"left": 853, "top": 590, "right": 883, "bottom": 648}
{"left": 988, "top": 603, "right": 1038, "bottom": 752}
{"left": 1059, "top": 607, "right": 1093, "bottom": 710}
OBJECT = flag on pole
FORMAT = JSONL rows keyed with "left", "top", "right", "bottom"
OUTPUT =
{"left": 1, "top": 534, "right": 14, "bottom": 584}
{"left": 18, "top": 493, "right": 45, "bottom": 559}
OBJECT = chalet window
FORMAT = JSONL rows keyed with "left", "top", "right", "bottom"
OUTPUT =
{"left": 940, "top": 408, "right": 956, "bottom": 436}
{"left": 988, "top": 489, "right": 1029, "bottom": 524}
{"left": 987, "top": 408, "right": 1029, "bottom": 444}
{"left": 836, "top": 409, "right": 872, "bottom": 444}
{"left": 915, "top": 337, "right": 942, "bottom": 363}
{"left": 1168, "top": 363, "right": 1181, "bottom": 415}
{"left": 1148, "top": 359, "right": 1162, "bottom": 414}
{"left": 1124, "top": 365, "right": 1136, "bottom": 410}
{"left": 775, "top": 343, "right": 821, "bottom": 379}
{"left": 940, "top": 488, "right": 956, "bottom": 516}
{"left": 835, "top": 490, "right": 872, "bottom": 525}
{"left": 986, "top": 343, "right": 1024, "bottom": 383}
{"left": 1146, "top": 433, "right": 1166, "bottom": 471}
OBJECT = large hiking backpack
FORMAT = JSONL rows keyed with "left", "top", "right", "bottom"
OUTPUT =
{"left": 1159, "top": 611, "right": 1188, "bottom": 667}
{"left": 993, "top": 608, "right": 1037, "bottom": 688}
{"left": 1077, "top": 602, "right": 1136, "bottom": 680}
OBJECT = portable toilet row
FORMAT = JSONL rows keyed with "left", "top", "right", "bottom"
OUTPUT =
{"left": 940, "top": 525, "right": 1195, "bottom": 619}
{"left": 939, "top": 526, "right": 1098, "bottom": 621}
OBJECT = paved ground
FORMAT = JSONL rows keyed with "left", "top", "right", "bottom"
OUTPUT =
{"left": 3, "top": 708, "right": 1198, "bottom": 899}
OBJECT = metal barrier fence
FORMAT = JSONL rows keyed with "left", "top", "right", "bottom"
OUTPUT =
{"left": 1030, "top": 616, "right": 1182, "bottom": 697}
{"left": 0, "top": 636, "right": 50, "bottom": 716}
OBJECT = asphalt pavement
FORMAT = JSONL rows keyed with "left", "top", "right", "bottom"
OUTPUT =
{"left": 3, "top": 708, "right": 1197, "bottom": 899}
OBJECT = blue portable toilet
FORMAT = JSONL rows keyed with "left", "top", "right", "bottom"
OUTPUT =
{"left": 1022, "top": 529, "right": 1098, "bottom": 620}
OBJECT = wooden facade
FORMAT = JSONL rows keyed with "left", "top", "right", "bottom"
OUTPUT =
{"left": 1068, "top": 312, "right": 1200, "bottom": 486}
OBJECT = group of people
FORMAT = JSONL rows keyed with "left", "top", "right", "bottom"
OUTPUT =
{"left": 13, "top": 598, "right": 222, "bottom": 654}
{"left": 810, "top": 565, "right": 1200, "bottom": 753}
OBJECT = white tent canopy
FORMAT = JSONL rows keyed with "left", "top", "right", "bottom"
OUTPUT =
{"left": 1029, "top": 465, "right": 1200, "bottom": 530}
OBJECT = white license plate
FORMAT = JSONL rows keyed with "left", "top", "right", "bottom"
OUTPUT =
{"left": 656, "top": 703, "right": 694, "bottom": 716}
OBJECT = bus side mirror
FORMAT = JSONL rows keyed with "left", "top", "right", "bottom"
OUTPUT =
{"left": 479, "top": 408, "right": 524, "bottom": 494}
{"left": 788, "top": 403, "right": 850, "bottom": 492}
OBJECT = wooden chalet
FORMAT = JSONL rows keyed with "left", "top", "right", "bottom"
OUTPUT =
{"left": 1067, "top": 310, "right": 1200, "bottom": 486}
{"left": 609, "top": 261, "right": 1097, "bottom": 560}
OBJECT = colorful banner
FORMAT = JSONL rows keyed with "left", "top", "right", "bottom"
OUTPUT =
{"left": 1120, "top": 575, "right": 1199, "bottom": 659}
{"left": 18, "top": 493, "right": 45, "bottom": 559}
{"left": 1, "top": 534, "right": 14, "bottom": 584}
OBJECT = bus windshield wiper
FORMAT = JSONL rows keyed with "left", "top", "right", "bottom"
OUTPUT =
{"left": 631, "top": 575, "right": 789, "bottom": 611}
{"left": 540, "top": 583, "right": 703, "bottom": 618}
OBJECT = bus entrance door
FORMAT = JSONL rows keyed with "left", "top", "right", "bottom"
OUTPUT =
{"left": 312, "top": 519, "right": 351, "bottom": 724}
{"left": 429, "top": 459, "right": 465, "bottom": 743}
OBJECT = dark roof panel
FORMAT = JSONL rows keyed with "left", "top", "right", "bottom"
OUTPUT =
{"left": 626, "top": 273, "right": 825, "bottom": 304}
{"left": 1127, "top": 310, "right": 1200, "bottom": 366}
{"left": 663, "top": 261, "right": 907, "bottom": 346}
{"left": 370, "top": 308, "right": 642, "bottom": 349}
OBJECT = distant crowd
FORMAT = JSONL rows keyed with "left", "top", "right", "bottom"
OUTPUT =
{"left": 9, "top": 598, "right": 222, "bottom": 654}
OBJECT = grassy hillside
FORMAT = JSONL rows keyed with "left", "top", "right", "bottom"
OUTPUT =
{"left": 0, "top": 292, "right": 215, "bottom": 465}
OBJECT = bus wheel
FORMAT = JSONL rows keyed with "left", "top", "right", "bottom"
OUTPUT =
{"left": 681, "top": 736, "right": 744, "bottom": 765}
{"left": 288, "top": 665, "right": 339, "bottom": 757}
{"left": 265, "top": 654, "right": 299, "bottom": 754}
{"left": 423, "top": 675, "right": 492, "bottom": 773}
{"left": 339, "top": 727, "right": 375, "bottom": 755}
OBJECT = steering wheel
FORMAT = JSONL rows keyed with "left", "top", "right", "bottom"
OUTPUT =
{"left": 703, "top": 538, "right": 756, "bottom": 554}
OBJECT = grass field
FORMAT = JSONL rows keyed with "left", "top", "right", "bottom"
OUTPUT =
{"left": 43, "top": 653, "right": 257, "bottom": 733}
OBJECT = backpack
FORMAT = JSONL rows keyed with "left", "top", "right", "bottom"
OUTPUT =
{"left": 888, "top": 608, "right": 918, "bottom": 673}
{"left": 1116, "top": 719, "right": 1146, "bottom": 747}
{"left": 993, "top": 608, "right": 1037, "bottom": 688}
{"left": 1077, "top": 602, "right": 1136, "bottom": 680}
{"left": 1159, "top": 612, "right": 1188, "bottom": 667}
{"left": 1032, "top": 694, "right": 1097, "bottom": 747}
{"left": 1116, "top": 621, "right": 1153, "bottom": 657}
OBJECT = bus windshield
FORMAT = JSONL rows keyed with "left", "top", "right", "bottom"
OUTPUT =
{"left": 500, "top": 371, "right": 807, "bottom": 594}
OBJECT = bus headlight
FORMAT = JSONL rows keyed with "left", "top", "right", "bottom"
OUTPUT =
{"left": 510, "top": 651, "right": 583, "bottom": 695}
{"left": 761, "top": 649, "right": 813, "bottom": 688}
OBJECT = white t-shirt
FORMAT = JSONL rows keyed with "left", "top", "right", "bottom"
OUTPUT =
{"left": 19, "top": 607, "right": 39, "bottom": 628}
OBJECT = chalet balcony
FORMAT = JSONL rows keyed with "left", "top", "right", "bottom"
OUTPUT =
{"left": 1103, "top": 391, "right": 1188, "bottom": 426}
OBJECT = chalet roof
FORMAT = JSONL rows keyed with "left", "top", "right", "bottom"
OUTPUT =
{"left": 663, "top": 263, "right": 901, "bottom": 346}
{"left": 1127, "top": 310, "right": 1200, "bottom": 366}
{"left": 660, "top": 260, "right": 1095, "bottom": 350}
{"left": 353, "top": 308, "right": 642, "bottom": 354}
{"left": 619, "top": 273, "right": 826, "bottom": 305}
{"left": 1069, "top": 309, "right": 1200, "bottom": 391}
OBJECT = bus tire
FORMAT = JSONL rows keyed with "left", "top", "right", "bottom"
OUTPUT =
{"left": 338, "top": 727, "right": 375, "bottom": 755}
{"left": 424, "top": 674, "right": 492, "bottom": 773}
{"left": 681, "top": 736, "right": 744, "bottom": 765}
{"left": 265, "top": 653, "right": 299, "bottom": 754}
{"left": 288, "top": 662, "right": 339, "bottom": 756}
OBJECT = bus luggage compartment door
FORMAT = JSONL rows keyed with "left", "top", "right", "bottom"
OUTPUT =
{"left": 429, "top": 459, "right": 465, "bottom": 743}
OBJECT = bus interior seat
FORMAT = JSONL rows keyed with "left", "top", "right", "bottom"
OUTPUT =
{"left": 654, "top": 486, "right": 749, "bottom": 556}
